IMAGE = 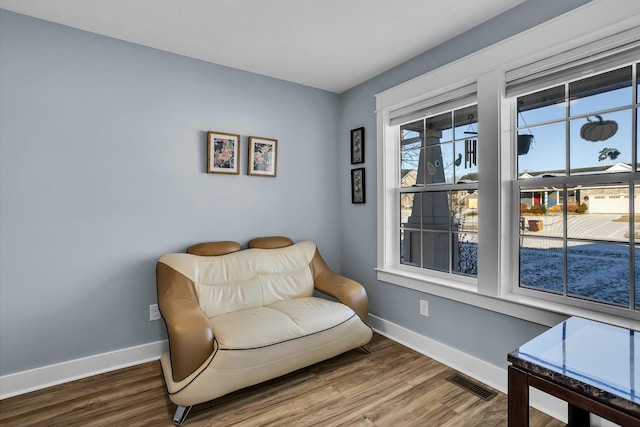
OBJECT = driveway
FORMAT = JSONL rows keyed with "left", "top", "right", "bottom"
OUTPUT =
{"left": 521, "top": 213, "right": 633, "bottom": 243}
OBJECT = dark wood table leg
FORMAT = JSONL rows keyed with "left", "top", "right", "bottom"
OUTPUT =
{"left": 508, "top": 365, "right": 530, "bottom": 427}
{"left": 567, "top": 403, "right": 590, "bottom": 427}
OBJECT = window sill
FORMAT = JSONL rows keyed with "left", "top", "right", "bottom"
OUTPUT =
{"left": 376, "top": 267, "right": 639, "bottom": 329}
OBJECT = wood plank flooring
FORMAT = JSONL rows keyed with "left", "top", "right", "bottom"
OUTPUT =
{"left": 0, "top": 334, "right": 563, "bottom": 427}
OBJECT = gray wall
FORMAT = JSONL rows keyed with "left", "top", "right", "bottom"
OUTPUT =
{"left": 0, "top": 10, "right": 340, "bottom": 375}
{"left": 0, "top": 0, "right": 591, "bottom": 377}
{"left": 338, "top": 0, "right": 591, "bottom": 367}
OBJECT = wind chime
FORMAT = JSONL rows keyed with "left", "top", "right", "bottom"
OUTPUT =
{"left": 464, "top": 114, "right": 477, "bottom": 169}
{"left": 465, "top": 139, "right": 477, "bottom": 168}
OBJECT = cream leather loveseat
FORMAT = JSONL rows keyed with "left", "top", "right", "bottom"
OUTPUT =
{"left": 157, "top": 236, "right": 373, "bottom": 425}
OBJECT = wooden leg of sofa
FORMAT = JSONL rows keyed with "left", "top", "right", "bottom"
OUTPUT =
{"left": 173, "top": 405, "right": 193, "bottom": 426}
{"left": 360, "top": 345, "right": 371, "bottom": 354}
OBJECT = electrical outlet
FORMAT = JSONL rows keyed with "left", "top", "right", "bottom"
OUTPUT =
{"left": 419, "top": 299, "right": 429, "bottom": 317}
{"left": 149, "top": 304, "right": 161, "bottom": 321}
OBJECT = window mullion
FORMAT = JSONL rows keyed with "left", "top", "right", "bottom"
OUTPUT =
{"left": 629, "top": 182, "right": 635, "bottom": 310}
{"left": 563, "top": 83, "right": 570, "bottom": 299}
{"left": 563, "top": 184, "right": 569, "bottom": 298}
{"left": 565, "top": 83, "right": 570, "bottom": 177}
{"left": 631, "top": 64, "right": 637, "bottom": 311}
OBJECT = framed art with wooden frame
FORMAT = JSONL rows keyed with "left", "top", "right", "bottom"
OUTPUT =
{"left": 351, "top": 168, "right": 365, "bottom": 204}
{"left": 207, "top": 131, "right": 241, "bottom": 174}
{"left": 248, "top": 136, "right": 278, "bottom": 177}
{"left": 350, "top": 127, "right": 364, "bottom": 164}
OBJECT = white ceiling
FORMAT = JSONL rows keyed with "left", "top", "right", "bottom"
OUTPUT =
{"left": 0, "top": 0, "right": 527, "bottom": 93}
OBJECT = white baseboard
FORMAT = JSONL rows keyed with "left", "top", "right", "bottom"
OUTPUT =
{"left": 367, "top": 314, "right": 569, "bottom": 423}
{"left": 0, "top": 340, "right": 168, "bottom": 400}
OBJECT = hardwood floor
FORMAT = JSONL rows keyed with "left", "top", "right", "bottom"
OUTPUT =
{"left": 0, "top": 334, "right": 563, "bottom": 427}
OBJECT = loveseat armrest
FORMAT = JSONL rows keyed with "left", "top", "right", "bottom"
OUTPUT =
{"left": 310, "top": 250, "right": 368, "bottom": 322}
{"left": 157, "top": 261, "right": 215, "bottom": 383}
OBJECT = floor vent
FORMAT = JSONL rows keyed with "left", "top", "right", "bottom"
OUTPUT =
{"left": 446, "top": 374, "right": 497, "bottom": 401}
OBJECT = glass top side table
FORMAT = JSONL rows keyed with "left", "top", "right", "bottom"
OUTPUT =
{"left": 507, "top": 316, "right": 639, "bottom": 426}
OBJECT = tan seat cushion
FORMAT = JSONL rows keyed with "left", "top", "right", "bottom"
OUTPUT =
{"left": 211, "top": 296, "right": 355, "bottom": 349}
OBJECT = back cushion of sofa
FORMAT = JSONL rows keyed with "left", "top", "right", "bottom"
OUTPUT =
{"left": 161, "top": 241, "right": 317, "bottom": 318}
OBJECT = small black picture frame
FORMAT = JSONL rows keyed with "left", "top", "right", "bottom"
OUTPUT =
{"left": 351, "top": 168, "right": 365, "bottom": 204}
{"left": 350, "top": 127, "right": 364, "bottom": 164}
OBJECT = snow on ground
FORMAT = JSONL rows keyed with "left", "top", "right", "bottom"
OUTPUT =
{"left": 401, "top": 213, "right": 639, "bottom": 309}
{"left": 520, "top": 213, "right": 639, "bottom": 308}
{"left": 520, "top": 242, "right": 638, "bottom": 308}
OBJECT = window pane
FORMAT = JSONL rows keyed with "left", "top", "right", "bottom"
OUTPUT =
{"left": 518, "top": 85, "right": 565, "bottom": 126}
{"left": 426, "top": 112, "right": 453, "bottom": 144}
{"left": 519, "top": 237, "right": 563, "bottom": 294}
{"left": 452, "top": 190, "right": 478, "bottom": 232}
{"left": 400, "top": 229, "right": 421, "bottom": 267}
{"left": 634, "top": 246, "right": 640, "bottom": 310}
{"left": 636, "top": 183, "right": 640, "bottom": 244}
{"left": 401, "top": 148, "right": 421, "bottom": 188}
{"left": 570, "top": 109, "right": 632, "bottom": 174}
{"left": 567, "top": 241, "right": 629, "bottom": 307}
{"left": 424, "top": 144, "right": 454, "bottom": 185}
{"left": 422, "top": 231, "right": 450, "bottom": 272}
{"left": 520, "top": 187, "right": 564, "bottom": 238}
{"left": 569, "top": 66, "right": 632, "bottom": 117}
{"left": 401, "top": 120, "right": 423, "bottom": 150}
{"left": 401, "top": 120, "right": 424, "bottom": 188}
{"left": 517, "top": 122, "right": 566, "bottom": 176}
{"left": 455, "top": 138, "right": 478, "bottom": 183}
{"left": 401, "top": 193, "right": 421, "bottom": 266}
{"left": 453, "top": 232, "right": 478, "bottom": 277}
{"left": 453, "top": 105, "right": 478, "bottom": 140}
{"left": 401, "top": 193, "right": 421, "bottom": 229}
{"left": 422, "top": 191, "right": 450, "bottom": 231}
{"left": 567, "top": 184, "right": 629, "bottom": 242}
{"left": 442, "top": 143, "right": 455, "bottom": 184}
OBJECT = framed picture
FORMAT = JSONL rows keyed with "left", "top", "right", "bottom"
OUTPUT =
{"left": 207, "top": 131, "right": 240, "bottom": 174}
{"left": 351, "top": 168, "right": 365, "bottom": 204}
{"left": 248, "top": 136, "right": 278, "bottom": 177}
{"left": 350, "top": 127, "right": 365, "bottom": 164}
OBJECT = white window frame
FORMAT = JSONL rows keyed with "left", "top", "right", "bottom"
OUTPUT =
{"left": 375, "top": 2, "right": 640, "bottom": 329}
{"left": 508, "top": 72, "right": 639, "bottom": 315}
{"left": 397, "top": 102, "right": 480, "bottom": 279}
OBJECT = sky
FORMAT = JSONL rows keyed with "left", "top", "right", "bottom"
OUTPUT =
{"left": 517, "top": 79, "right": 637, "bottom": 176}
{"left": 400, "top": 69, "right": 638, "bottom": 180}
